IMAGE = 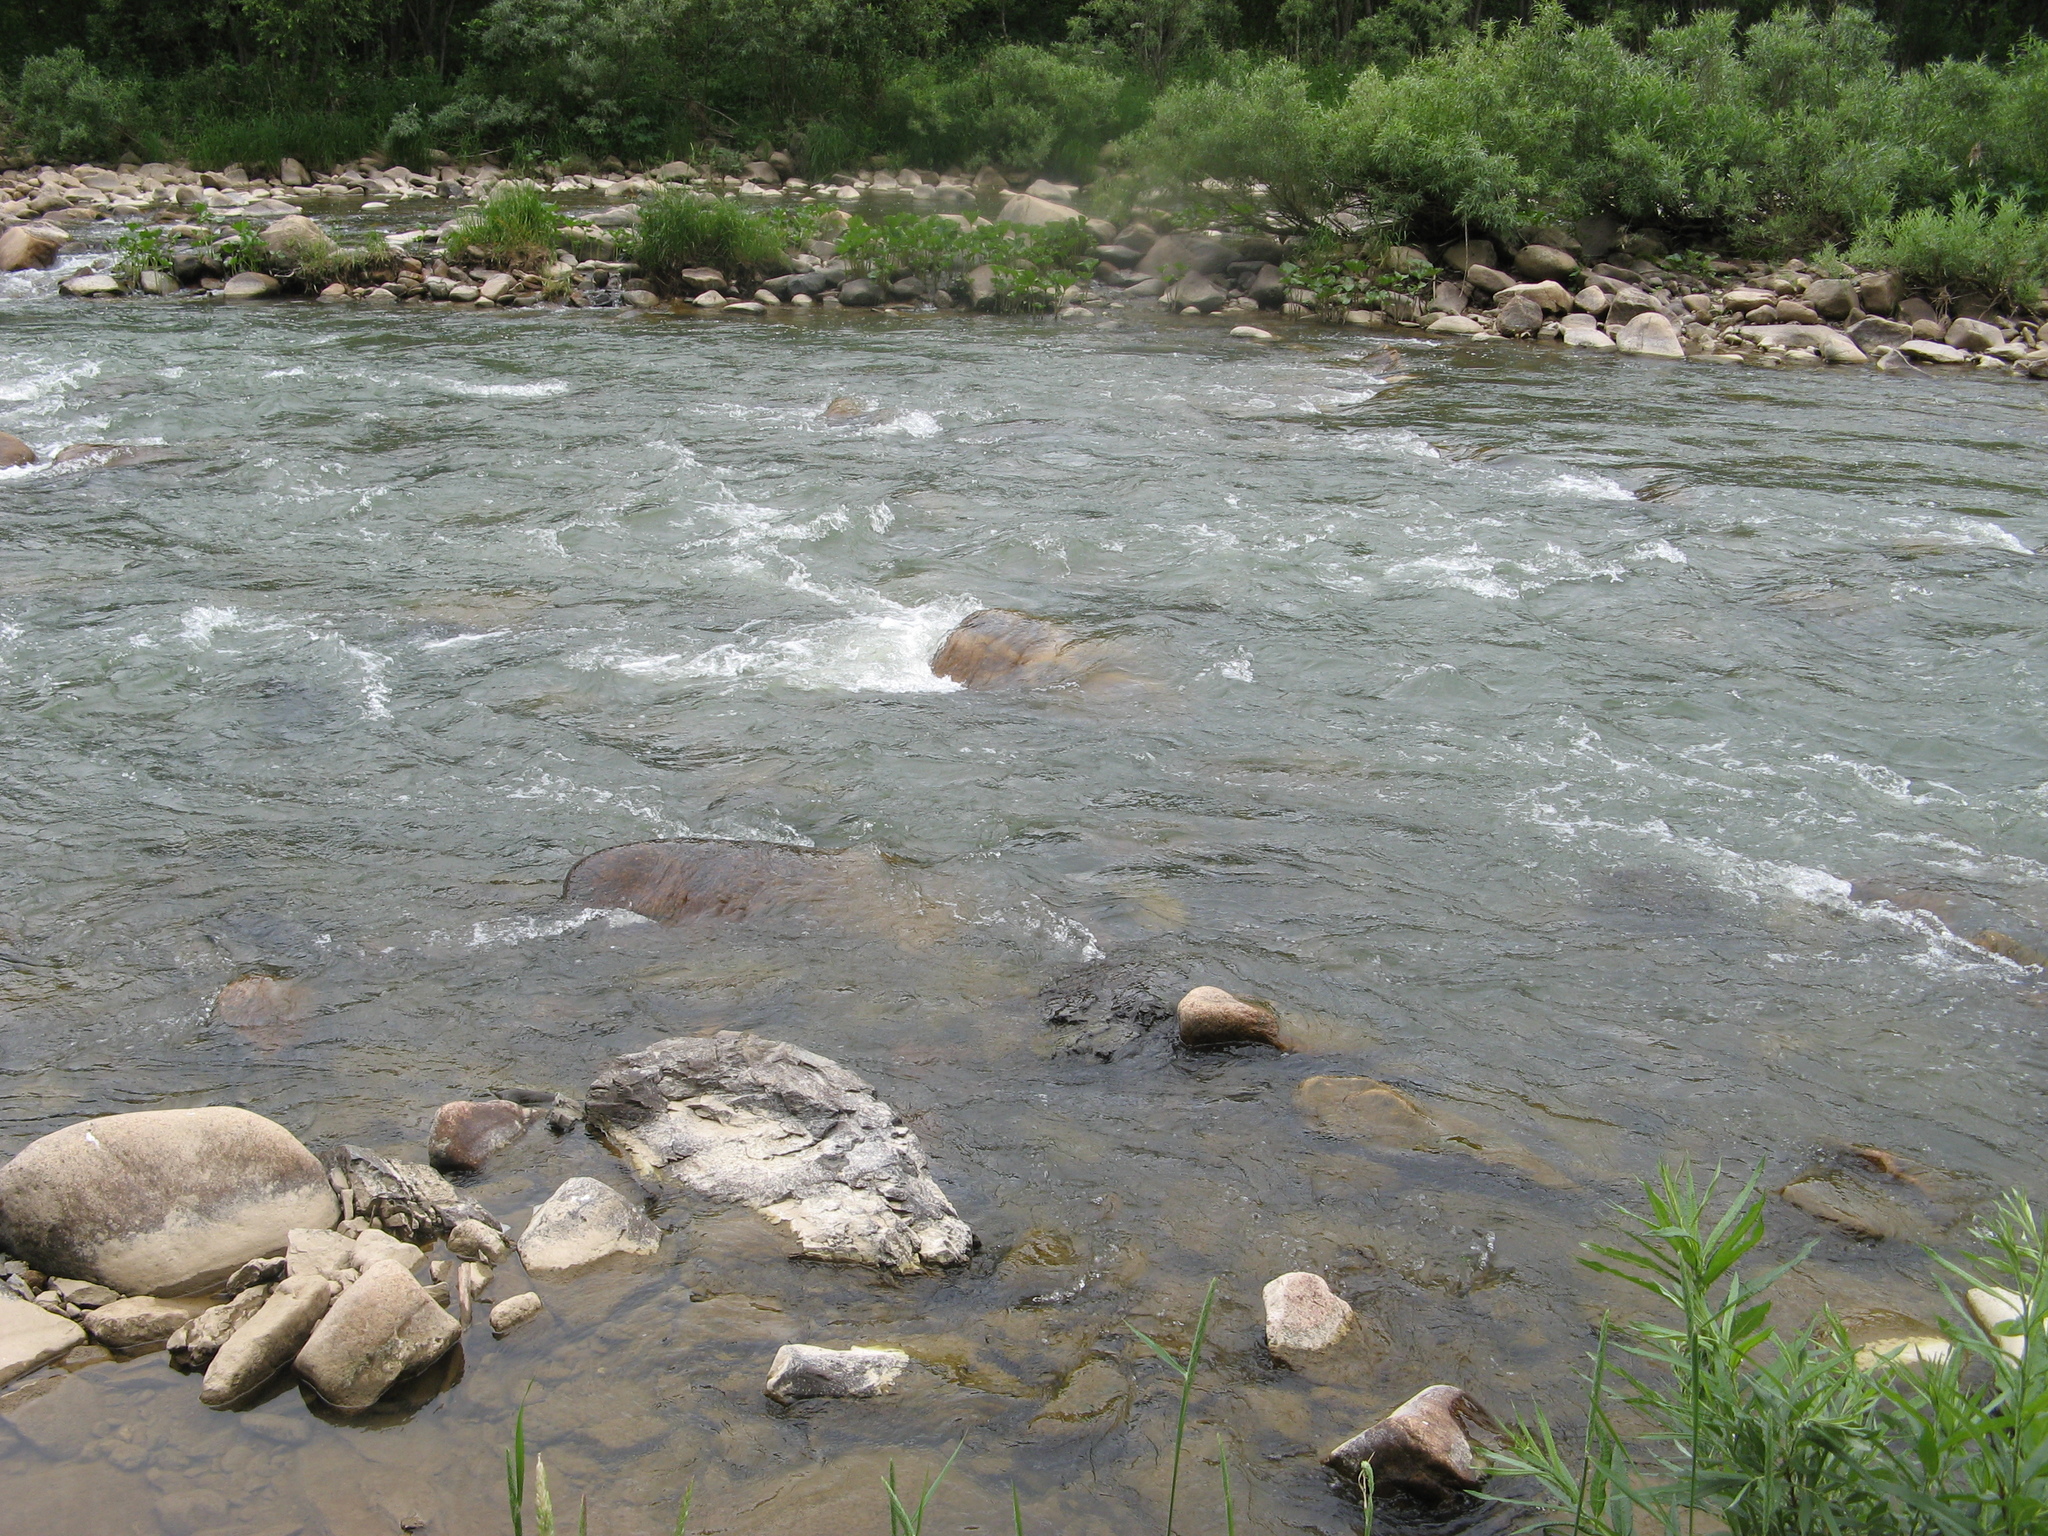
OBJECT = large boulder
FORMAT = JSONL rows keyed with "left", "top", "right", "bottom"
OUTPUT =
{"left": 997, "top": 194, "right": 1084, "bottom": 227}
{"left": 1803, "top": 277, "right": 1856, "bottom": 321}
{"left": 0, "top": 1107, "right": 338, "bottom": 1296}
{"left": 1136, "top": 233, "right": 1236, "bottom": 280}
{"left": 1162, "top": 272, "right": 1226, "bottom": 313}
{"left": 222, "top": 271, "right": 281, "bottom": 300}
{"left": 200, "top": 1273, "right": 335, "bottom": 1407}
{"left": 1945, "top": 316, "right": 2003, "bottom": 353}
{"left": 1326, "top": 1384, "right": 1501, "bottom": 1504}
{"left": 0, "top": 222, "right": 69, "bottom": 272}
{"left": 0, "top": 1294, "right": 84, "bottom": 1386}
{"left": 1511, "top": 244, "right": 1578, "bottom": 283}
{"left": 1615, "top": 311, "right": 1686, "bottom": 360}
{"left": 1464, "top": 264, "right": 1512, "bottom": 296}
{"left": 0, "top": 432, "right": 36, "bottom": 468}
{"left": 930, "top": 608, "right": 1093, "bottom": 688}
{"left": 1846, "top": 315, "right": 1913, "bottom": 351}
{"left": 1495, "top": 296, "right": 1543, "bottom": 336}
{"left": 563, "top": 836, "right": 880, "bottom": 925}
{"left": 1497, "top": 279, "right": 1573, "bottom": 313}
{"left": 516, "top": 1177, "right": 660, "bottom": 1272}
{"left": 294, "top": 1259, "right": 460, "bottom": 1411}
{"left": 260, "top": 215, "right": 337, "bottom": 266}
{"left": 1439, "top": 238, "right": 1496, "bottom": 274}
{"left": 1732, "top": 323, "right": 1867, "bottom": 364}
{"left": 1857, "top": 270, "right": 1901, "bottom": 315}
{"left": 586, "top": 1031, "right": 975, "bottom": 1273}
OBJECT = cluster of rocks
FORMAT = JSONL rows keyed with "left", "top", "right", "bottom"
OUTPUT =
{"left": 0, "top": 1104, "right": 558, "bottom": 1409}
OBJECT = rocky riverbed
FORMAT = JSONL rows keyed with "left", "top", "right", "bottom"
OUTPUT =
{"left": 3, "top": 154, "right": 2044, "bottom": 384}
{"left": 2, "top": 210, "right": 2044, "bottom": 1534}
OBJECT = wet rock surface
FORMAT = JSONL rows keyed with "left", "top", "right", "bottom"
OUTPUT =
{"left": 930, "top": 609, "right": 1095, "bottom": 688}
{"left": 1297, "top": 1076, "right": 1571, "bottom": 1188}
{"left": 586, "top": 1032, "right": 975, "bottom": 1273}
{"left": 200, "top": 1274, "right": 335, "bottom": 1407}
{"left": 764, "top": 1343, "right": 909, "bottom": 1403}
{"left": 1039, "top": 960, "right": 1180, "bottom": 1059}
{"left": 0, "top": 1294, "right": 85, "bottom": 1386}
{"left": 1263, "top": 1272, "right": 1355, "bottom": 1360}
{"left": 1176, "top": 985, "right": 1286, "bottom": 1049}
{"left": 293, "top": 1260, "right": 461, "bottom": 1411}
{"left": 427, "top": 1099, "right": 538, "bottom": 1172}
{"left": 0, "top": 1108, "right": 338, "bottom": 1296}
{"left": 562, "top": 837, "right": 878, "bottom": 925}
{"left": 516, "top": 1177, "right": 661, "bottom": 1271}
{"left": 1325, "top": 1384, "right": 1501, "bottom": 1504}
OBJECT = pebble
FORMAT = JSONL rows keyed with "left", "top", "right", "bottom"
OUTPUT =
{"left": 489, "top": 1292, "right": 544, "bottom": 1334}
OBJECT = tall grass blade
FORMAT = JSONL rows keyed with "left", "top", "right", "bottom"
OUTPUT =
{"left": 1128, "top": 1276, "right": 1218, "bottom": 1536}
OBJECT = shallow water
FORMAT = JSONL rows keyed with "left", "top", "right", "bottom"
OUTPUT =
{"left": 3, "top": 278, "right": 2047, "bottom": 1536}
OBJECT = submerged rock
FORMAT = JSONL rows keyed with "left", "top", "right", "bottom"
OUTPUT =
{"left": 210, "top": 974, "right": 313, "bottom": 1033}
{"left": 0, "top": 1106, "right": 338, "bottom": 1296}
{"left": 489, "top": 1291, "right": 543, "bottom": 1334}
{"left": 0, "top": 432, "right": 37, "bottom": 468}
{"left": 294, "top": 1259, "right": 461, "bottom": 1412}
{"left": 428, "top": 1099, "right": 538, "bottom": 1173}
{"left": 1040, "top": 960, "right": 1179, "bottom": 1060}
{"left": 1029, "top": 1359, "right": 1129, "bottom": 1432}
{"left": 930, "top": 608, "right": 1095, "bottom": 689}
{"left": 517, "top": 1178, "right": 660, "bottom": 1272}
{"left": 1297, "top": 1076, "right": 1571, "bottom": 1188}
{"left": 1263, "top": 1272, "right": 1354, "bottom": 1360}
{"left": 1176, "top": 986, "right": 1286, "bottom": 1049}
{"left": 0, "top": 1294, "right": 84, "bottom": 1386}
{"left": 562, "top": 836, "right": 880, "bottom": 925}
{"left": 586, "top": 1031, "right": 975, "bottom": 1273}
{"left": 764, "top": 1343, "right": 909, "bottom": 1403}
{"left": 200, "top": 1273, "right": 335, "bottom": 1407}
{"left": 1326, "top": 1384, "right": 1501, "bottom": 1504}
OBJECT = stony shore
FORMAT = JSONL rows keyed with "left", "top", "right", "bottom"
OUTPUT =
{"left": 3, "top": 155, "right": 2044, "bottom": 384}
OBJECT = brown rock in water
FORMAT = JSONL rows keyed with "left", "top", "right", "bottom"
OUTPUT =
{"left": 211, "top": 974, "right": 313, "bottom": 1031}
{"left": 0, "top": 432, "right": 36, "bottom": 468}
{"left": 930, "top": 609, "right": 1090, "bottom": 688}
{"left": 427, "top": 1099, "right": 537, "bottom": 1173}
{"left": 294, "top": 1259, "right": 461, "bottom": 1412}
{"left": 1325, "top": 1384, "right": 1501, "bottom": 1504}
{"left": 1263, "top": 1271, "right": 1354, "bottom": 1359}
{"left": 50, "top": 443, "right": 180, "bottom": 469}
{"left": 1973, "top": 929, "right": 2048, "bottom": 968}
{"left": 0, "top": 222, "right": 68, "bottom": 272}
{"left": 1176, "top": 986, "right": 1286, "bottom": 1049}
{"left": 563, "top": 836, "right": 872, "bottom": 924}
{"left": 1298, "top": 1076, "right": 1570, "bottom": 1188}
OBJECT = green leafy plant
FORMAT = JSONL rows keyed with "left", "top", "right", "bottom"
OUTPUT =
{"left": 14, "top": 49, "right": 145, "bottom": 164}
{"left": 449, "top": 182, "right": 570, "bottom": 271}
{"left": 1280, "top": 243, "right": 1432, "bottom": 319}
{"left": 112, "top": 223, "right": 176, "bottom": 281}
{"left": 630, "top": 191, "right": 790, "bottom": 284}
{"left": 1129, "top": 1277, "right": 1220, "bottom": 1536}
{"left": 212, "top": 218, "right": 272, "bottom": 275}
{"left": 1850, "top": 192, "right": 2048, "bottom": 309}
{"left": 1490, "top": 1165, "right": 2048, "bottom": 1536}
{"left": 884, "top": 1441, "right": 962, "bottom": 1536}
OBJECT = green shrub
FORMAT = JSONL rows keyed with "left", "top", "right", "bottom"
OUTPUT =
{"left": 1491, "top": 1164, "right": 2048, "bottom": 1536}
{"left": 15, "top": 49, "right": 145, "bottom": 163}
{"left": 882, "top": 45, "right": 1134, "bottom": 179}
{"left": 1850, "top": 192, "right": 2048, "bottom": 308}
{"left": 447, "top": 182, "right": 569, "bottom": 269}
{"left": 630, "top": 192, "right": 791, "bottom": 283}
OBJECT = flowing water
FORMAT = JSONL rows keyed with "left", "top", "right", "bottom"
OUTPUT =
{"left": 3, "top": 268, "right": 2047, "bottom": 1536}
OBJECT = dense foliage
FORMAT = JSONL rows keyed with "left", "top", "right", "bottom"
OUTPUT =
{"left": 3, "top": 0, "right": 2047, "bottom": 279}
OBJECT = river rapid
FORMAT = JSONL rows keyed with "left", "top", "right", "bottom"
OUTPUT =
{"left": 3, "top": 274, "right": 2047, "bottom": 1536}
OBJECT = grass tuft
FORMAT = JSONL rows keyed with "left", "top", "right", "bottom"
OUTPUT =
{"left": 448, "top": 183, "right": 568, "bottom": 272}
{"left": 630, "top": 192, "right": 791, "bottom": 286}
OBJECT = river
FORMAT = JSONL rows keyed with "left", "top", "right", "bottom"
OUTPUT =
{"left": 3, "top": 267, "right": 2045, "bottom": 1536}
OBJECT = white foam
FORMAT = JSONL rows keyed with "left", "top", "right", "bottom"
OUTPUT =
{"left": 467, "top": 907, "right": 653, "bottom": 947}
{"left": 1387, "top": 541, "right": 1687, "bottom": 599}
{"left": 1542, "top": 472, "right": 1636, "bottom": 501}
{"left": 170, "top": 605, "right": 390, "bottom": 718}
{"left": 422, "top": 377, "right": 573, "bottom": 400}
{"left": 870, "top": 409, "right": 941, "bottom": 438}
{"left": 578, "top": 596, "right": 974, "bottom": 694}
{"left": 417, "top": 629, "right": 510, "bottom": 650}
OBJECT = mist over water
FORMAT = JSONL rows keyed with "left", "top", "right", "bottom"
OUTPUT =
{"left": 3, "top": 290, "right": 2046, "bottom": 1534}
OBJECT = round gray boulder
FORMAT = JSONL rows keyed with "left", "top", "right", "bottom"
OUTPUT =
{"left": 0, "top": 1106, "right": 339, "bottom": 1296}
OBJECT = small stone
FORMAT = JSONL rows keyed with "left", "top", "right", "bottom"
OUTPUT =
{"left": 167, "top": 1286, "right": 270, "bottom": 1370}
{"left": 1228, "top": 325, "right": 1274, "bottom": 340}
{"left": 428, "top": 1099, "right": 536, "bottom": 1173}
{"left": 222, "top": 271, "right": 281, "bottom": 299}
{"left": 51, "top": 1277, "right": 121, "bottom": 1308}
{"left": 764, "top": 1343, "right": 909, "bottom": 1403}
{"left": 0, "top": 1293, "right": 85, "bottom": 1386}
{"left": 1325, "top": 1384, "right": 1501, "bottom": 1505}
{"left": 1425, "top": 314, "right": 1482, "bottom": 335}
{"left": 458, "top": 1260, "right": 492, "bottom": 1297}
{"left": 478, "top": 274, "right": 516, "bottom": 302}
{"left": 517, "top": 1178, "right": 660, "bottom": 1272}
{"left": 489, "top": 1292, "right": 543, "bottom": 1334}
{"left": 445, "top": 1218, "right": 509, "bottom": 1266}
{"left": 139, "top": 268, "right": 176, "bottom": 296}
{"left": 61, "top": 273, "right": 123, "bottom": 297}
{"left": 200, "top": 1273, "right": 335, "bottom": 1407}
{"left": 1263, "top": 1272, "right": 1355, "bottom": 1359}
{"left": 223, "top": 1255, "right": 286, "bottom": 1295}
{"left": 81, "top": 1295, "right": 211, "bottom": 1349}
{"left": 287, "top": 1227, "right": 357, "bottom": 1282}
{"left": 1496, "top": 296, "right": 1544, "bottom": 336}
{"left": 1176, "top": 986, "right": 1285, "bottom": 1049}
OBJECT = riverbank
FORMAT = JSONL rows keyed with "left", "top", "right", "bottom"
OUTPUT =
{"left": 4, "top": 155, "right": 2045, "bottom": 390}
